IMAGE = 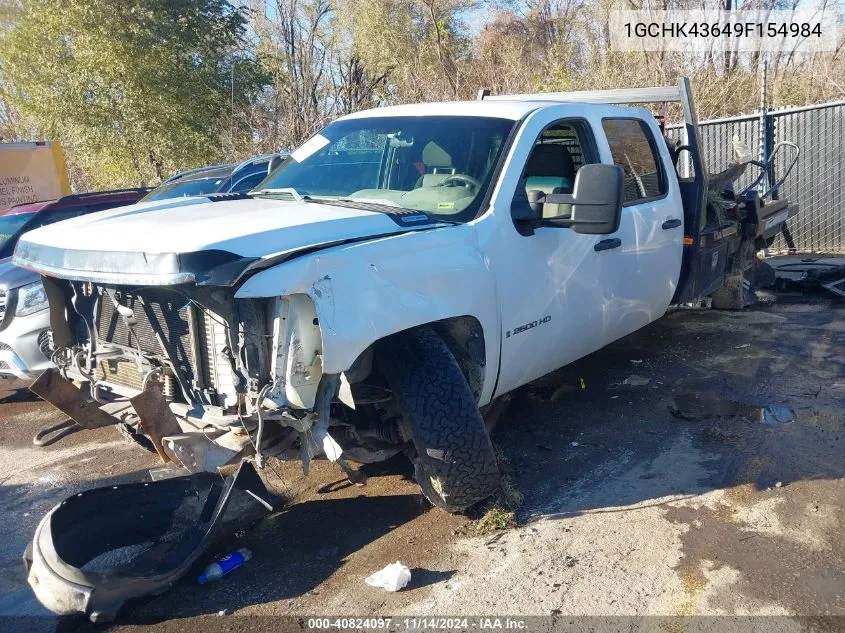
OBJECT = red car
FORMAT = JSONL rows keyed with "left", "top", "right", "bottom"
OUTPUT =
{"left": 0, "top": 188, "right": 149, "bottom": 379}
{"left": 0, "top": 188, "right": 150, "bottom": 260}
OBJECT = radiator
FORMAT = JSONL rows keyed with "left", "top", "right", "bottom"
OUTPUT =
{"left": 96, "top": 290, "right": 211, "bottom": 393}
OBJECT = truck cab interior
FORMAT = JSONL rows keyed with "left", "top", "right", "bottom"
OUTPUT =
{"left": 255, "top": 115, "right": 515, "bottom": 222}
{"left": 519, "top": 121, "right": 590, "bottom": 219}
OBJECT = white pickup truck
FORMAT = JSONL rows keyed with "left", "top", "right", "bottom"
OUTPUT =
{"left": 14, "top": 78, "right": 796, "bottom": 513}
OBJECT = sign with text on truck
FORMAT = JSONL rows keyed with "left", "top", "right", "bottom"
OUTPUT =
{"left": 0, "top": 141, "right": 71, "bottom": 210}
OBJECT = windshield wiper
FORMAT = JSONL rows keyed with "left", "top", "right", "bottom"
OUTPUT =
{"left": 251, "top": 189, "right": 460, "bottom": 225}
{"left": 304, "top": 198, "right": 461, "bottom": 225}
{"left": 251, "top": 187, "right": 308, "bottom": 201}
{"left": 336, "top": 196, "right": 400, "bottom": 207}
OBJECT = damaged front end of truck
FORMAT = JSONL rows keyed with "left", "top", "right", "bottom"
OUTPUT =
{"left": 13, "top": 108, "right": 513, "bottom": 619}
{"left": 25, "top": 241, "right": 403, "bottom": 482}
{"left": 14, "top": 240, "right": 418, "bottom": 621}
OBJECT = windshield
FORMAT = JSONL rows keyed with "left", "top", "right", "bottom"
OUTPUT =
{"left": 0, "top": 212, "right": 36, "bottom": 254}
{"left": 141, "top": 177, "right": 225, "bottom": 202}
{"left": 254, "top": 115, "right": 515, "bottom": 223}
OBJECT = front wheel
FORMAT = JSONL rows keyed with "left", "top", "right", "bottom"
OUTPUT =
{"left": 375, "top": 327, "right": 500, "bottom": 512}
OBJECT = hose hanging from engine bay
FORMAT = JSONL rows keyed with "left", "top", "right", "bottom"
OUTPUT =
{"left": 50, "top": 347, "right": 72, "bottom": 377}
{"left": 141, "top": 366, "right": 164, "bottom": 392}
{"left": 252, "top": 383, "right": 272, "bottom": 469}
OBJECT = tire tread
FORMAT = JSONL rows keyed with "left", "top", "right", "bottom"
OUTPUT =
{"left": 376, "top": 327, "right": 500, "bottom": 512}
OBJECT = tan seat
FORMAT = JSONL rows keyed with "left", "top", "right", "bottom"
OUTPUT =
{"left": 418, "top": 142, "right": 456, "bottom": 187}
{"left": 524, "top": 144, "right": 575, "bottom": 218}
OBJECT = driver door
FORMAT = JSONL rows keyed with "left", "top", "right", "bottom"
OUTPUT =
{"left": 484, "top": 108, "right": 613, "bottom": 396}
{"left": 484, "top": 106, "right": 681, "bottom": 398}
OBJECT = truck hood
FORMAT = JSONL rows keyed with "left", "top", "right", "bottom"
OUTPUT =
{"left": 0, "top": 257, "right": 39, "bottom": 291}
{"left": 12, "top": 195, "right": 444, "bottom": 286}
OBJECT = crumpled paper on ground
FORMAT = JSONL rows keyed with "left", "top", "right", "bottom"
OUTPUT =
{"left": 364, "top": 561, "right": 411, "bottom": 592}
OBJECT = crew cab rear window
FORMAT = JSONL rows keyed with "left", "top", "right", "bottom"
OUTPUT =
{"left": 601, "top": 118, "right": 666, "bottom": 204}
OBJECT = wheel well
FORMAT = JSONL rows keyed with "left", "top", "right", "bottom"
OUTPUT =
{"left": 361, "top": 316, "right": 486, "bottom": 403}
{"left": 430, "top": 316, "right": 486, "bottom": 401}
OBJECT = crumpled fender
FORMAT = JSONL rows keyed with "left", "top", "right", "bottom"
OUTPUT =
{"left": 234, "top": 224, "right": 500, "bottom": 405}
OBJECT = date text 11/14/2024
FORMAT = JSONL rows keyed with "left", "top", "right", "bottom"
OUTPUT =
{"left": 307, "top": 617, "right": 529, "bottom": 630}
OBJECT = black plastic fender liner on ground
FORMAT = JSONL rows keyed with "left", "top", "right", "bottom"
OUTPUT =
{"left": 23, "top": 461, "right": 274, "bottom": 622}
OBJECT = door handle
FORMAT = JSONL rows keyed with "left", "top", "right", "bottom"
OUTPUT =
{"left": 662, "top": 218, "right": 682, "bottom": 230}
{"left": 594, "top": 238, "right": 622, "bottom": 252}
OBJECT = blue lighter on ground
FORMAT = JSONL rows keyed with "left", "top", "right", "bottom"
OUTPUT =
{"left": 198, "top": 548, "right": 252, "bottom": 585}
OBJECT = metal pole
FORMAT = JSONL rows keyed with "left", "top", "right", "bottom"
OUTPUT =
{"left": 230, "top": 58, "right": 235, "bottom": 160}
{"left": 759, "top": 57, "right": 770, "bottom": 193}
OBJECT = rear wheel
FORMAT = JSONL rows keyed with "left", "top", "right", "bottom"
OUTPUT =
{"left": 375, "top": 327, "right": 500, "bottom": 512}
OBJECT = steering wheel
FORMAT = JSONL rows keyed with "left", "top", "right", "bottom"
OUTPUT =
{"left": 439, "top": 174, "right": 481, "bottom": 191}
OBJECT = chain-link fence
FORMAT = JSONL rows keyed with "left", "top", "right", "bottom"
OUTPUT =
{"left": 668, "top": 101, "right": 845, "bottom": 253}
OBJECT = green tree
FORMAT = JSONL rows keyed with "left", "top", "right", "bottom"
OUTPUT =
{"left": 336, "top": 0, "right": 473, "bottom": 103}
{"left": 0, "top": 0, "right": 263, "bottom": 188}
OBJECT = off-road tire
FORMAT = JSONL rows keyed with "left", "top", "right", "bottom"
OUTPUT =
{"left": 375, "top": 326, "right": 500, "bottom": 512}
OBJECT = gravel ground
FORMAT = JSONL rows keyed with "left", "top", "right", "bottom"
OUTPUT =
{"left": 0, "top": 291, "right": 843, "bottom": 632}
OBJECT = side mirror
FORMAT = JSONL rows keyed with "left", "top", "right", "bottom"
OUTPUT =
{"left": 512, "top": 163, "right": 624, "bottom": 235}
{"left": 267, "top": 154, "right": 284, "bottom": 174}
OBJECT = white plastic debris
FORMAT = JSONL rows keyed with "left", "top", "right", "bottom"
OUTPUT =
{"left": 365, "top": 561, "right": 412, "bottom": 592}
{"left": 623, "top": 374, "right": 650, "bottom": 387}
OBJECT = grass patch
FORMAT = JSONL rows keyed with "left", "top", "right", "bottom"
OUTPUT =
{"left": 475, "top": 507, "right": 516, "bottom": 533}
{"left": 474, "top": 446, "right": 524, "bottom": 535}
